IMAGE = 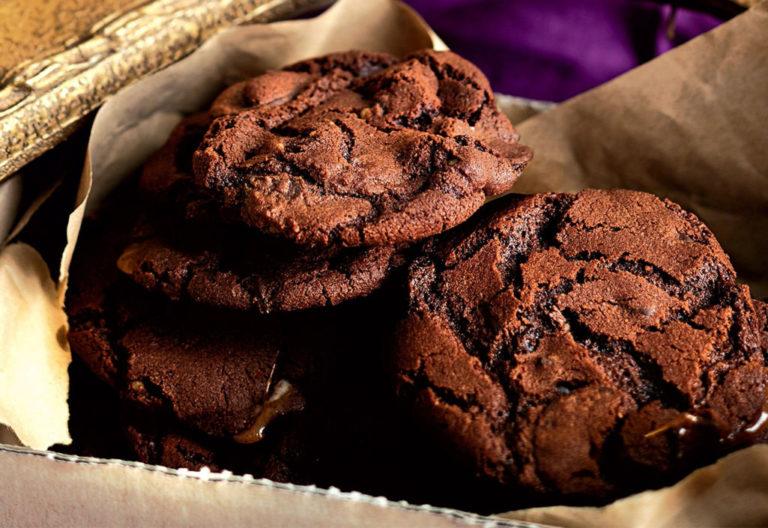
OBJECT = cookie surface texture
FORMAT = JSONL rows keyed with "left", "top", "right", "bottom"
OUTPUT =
{"left": 395, "top": 190, "right": 768, "bottom": 500}
{"left": 194, "top": 50, "right": 532, "bottom": 247}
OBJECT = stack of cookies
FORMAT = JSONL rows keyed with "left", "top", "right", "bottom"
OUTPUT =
{"left": 66, "top": 49, "right": 768, "bottom": 509}
{"left": 66, "top": 50, "right": 532, "bottom": 491}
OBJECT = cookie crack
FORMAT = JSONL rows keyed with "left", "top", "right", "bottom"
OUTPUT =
{"left": 415, "top": 52, "right": 490, "bottom": 125}
{"left": 332, "top": 118, "right": 356, "bottom": 164}
{"left": 129, "top": 375, "right": 174, "bottom": 414}
{"left": 560, "top": 308, "right": 689, "bottom": 409}
{"left": 399, "top": 362, "right": 488, "bottom": 422}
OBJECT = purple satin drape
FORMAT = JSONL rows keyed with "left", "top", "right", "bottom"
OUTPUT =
{"left": 404, "top": 0, "right": 721, "bottom": 101}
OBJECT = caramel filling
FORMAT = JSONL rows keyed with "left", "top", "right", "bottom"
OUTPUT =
{"left": 645, "top": 413, "right": 701, "bottom": 439}
{"left": 645, "top": 404, "right": 768, "bottom": 445}
{"left": 233, "top": 379, "right": 305, "bottom": 445}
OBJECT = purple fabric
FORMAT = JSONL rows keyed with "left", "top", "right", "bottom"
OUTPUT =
{"left": 404, "top": 0, "right": 722, "bottom": 102}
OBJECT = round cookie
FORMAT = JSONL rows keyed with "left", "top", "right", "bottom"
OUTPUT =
{"left": 66, "top": 205, "right": 325, "bottom": 443}
{"left": 209, "top": 50, "right": 396, "bottom": 117}
{"left": 193, "top": 49, "right": 533, "bottom": 248}
{"left": 135, "top": 114, "right": 405, "bottom": 313}
{"left": 64, "top": 356, "right": 318, "bottom": 483}
{"left": 139, "top": 112, "right": 213, "bottom": 221}
{"left": 117, "top": 226, "right": 403, "bottom": 314}
{"left": 124, "top": 408, "right": 317, "bottom": 483}
{"left": 394, "top": 190, "right": 768, "bottom": 502}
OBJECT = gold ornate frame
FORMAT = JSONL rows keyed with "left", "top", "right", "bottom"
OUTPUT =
{"left": 0, "top": 0, "right": 330, "bottom": 182}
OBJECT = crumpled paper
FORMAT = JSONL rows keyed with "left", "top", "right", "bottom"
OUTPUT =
{"left": 0, "top": 242, "right": 70, "bottom": 449}
{"left": 505, "top": 445, "right": 768, "bottom": 528}
{"left": 0, "top": 172, "right": 72, "bottom": 449}
{"left": 0, "top": 0, "right": 767, "bottom": 525}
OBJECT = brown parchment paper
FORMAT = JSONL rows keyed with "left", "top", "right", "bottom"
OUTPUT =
{"left": 507, "top": 445, "right": 768, "bottom": 528}
{"left": 0, "top": 0, "right": 768, "bottom": 526}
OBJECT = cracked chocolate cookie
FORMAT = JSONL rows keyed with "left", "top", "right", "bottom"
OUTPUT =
{"left": 139, "top": 112, "right": 213, "bottom": 221}
{"left": 64, "top": 356, "right": 318, "bottom": 482}
{"left": 124, "top": 408, "right": 318, "bottom": 482}
{"left": 118, "top": 218, "right": 404, "bottom": 314}
{"left": 193, "top": 49, "right": 532, "bottom": 248}
{"left": 394, "top": 190, "right": 768, "bottom": 502}
{"left": 66, "top": 203, "right": 326, "bottom": 443}
{"left": 209, "top": 50, "right": 396, "bottom": 118}
{"left": 136, "top": 114, "right": 405, "bottom": 313}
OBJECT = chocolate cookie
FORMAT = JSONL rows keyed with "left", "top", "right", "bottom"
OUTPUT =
{"left": 394, "top": 190, "right": 768, "bottom": 502}
{"left": 135, "top": 114, "right": 405, "bottom": 312}
{"left": 209, "top": 50, "right": 396, "bottom": 117}
{"left": 193, "top": 49, "right": 532, "bottom": 248}
{"left": 64, "top": 356, "right": 318, "bottom": 482}
{"left": 124, "top": 408, "right": 317, "bottom": 482}
{"left": 66, "top": 203, "right": 324, "bottom": 443}
{"left": 139, "top": 112, "right": 212, "bottom": 221}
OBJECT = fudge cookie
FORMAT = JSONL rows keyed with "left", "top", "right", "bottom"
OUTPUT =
{"left": 139, "top": 112, "right": 212, "bottom": 221}
{"left": 193, "top": 49, "right": 532, "bottom": 248}
{"left": 65, "top": 357, "right": 317, "bottom": 482}
{"left": 394, "top": 190, "right": 768, "bottom": 502}
{"left": 124, "top": 408, "right": 318, "bottom": 482}
{"left": 210, "top": 50, "right": 395, "bottom": 117}
{"left": 118, "top": 217, "right": 403, "bottom": 313}
{"left": 135, "top": 115, "right": 405, "bottom": 312}
{"left": 67, "top": 207, "right": 323, "bottom": 442}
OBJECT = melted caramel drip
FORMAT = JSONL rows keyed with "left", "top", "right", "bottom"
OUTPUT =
{"left": 645, "top": 401, "right": 768, "bottom": 446}
{"left": 645, "top": 413, "right": 701, "bottom": 438}
{"left": 233, "top": 379, "right": 305, "bottom": 445}
{"left": 726, "top": 409, "right": 768, "bottom": 445}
